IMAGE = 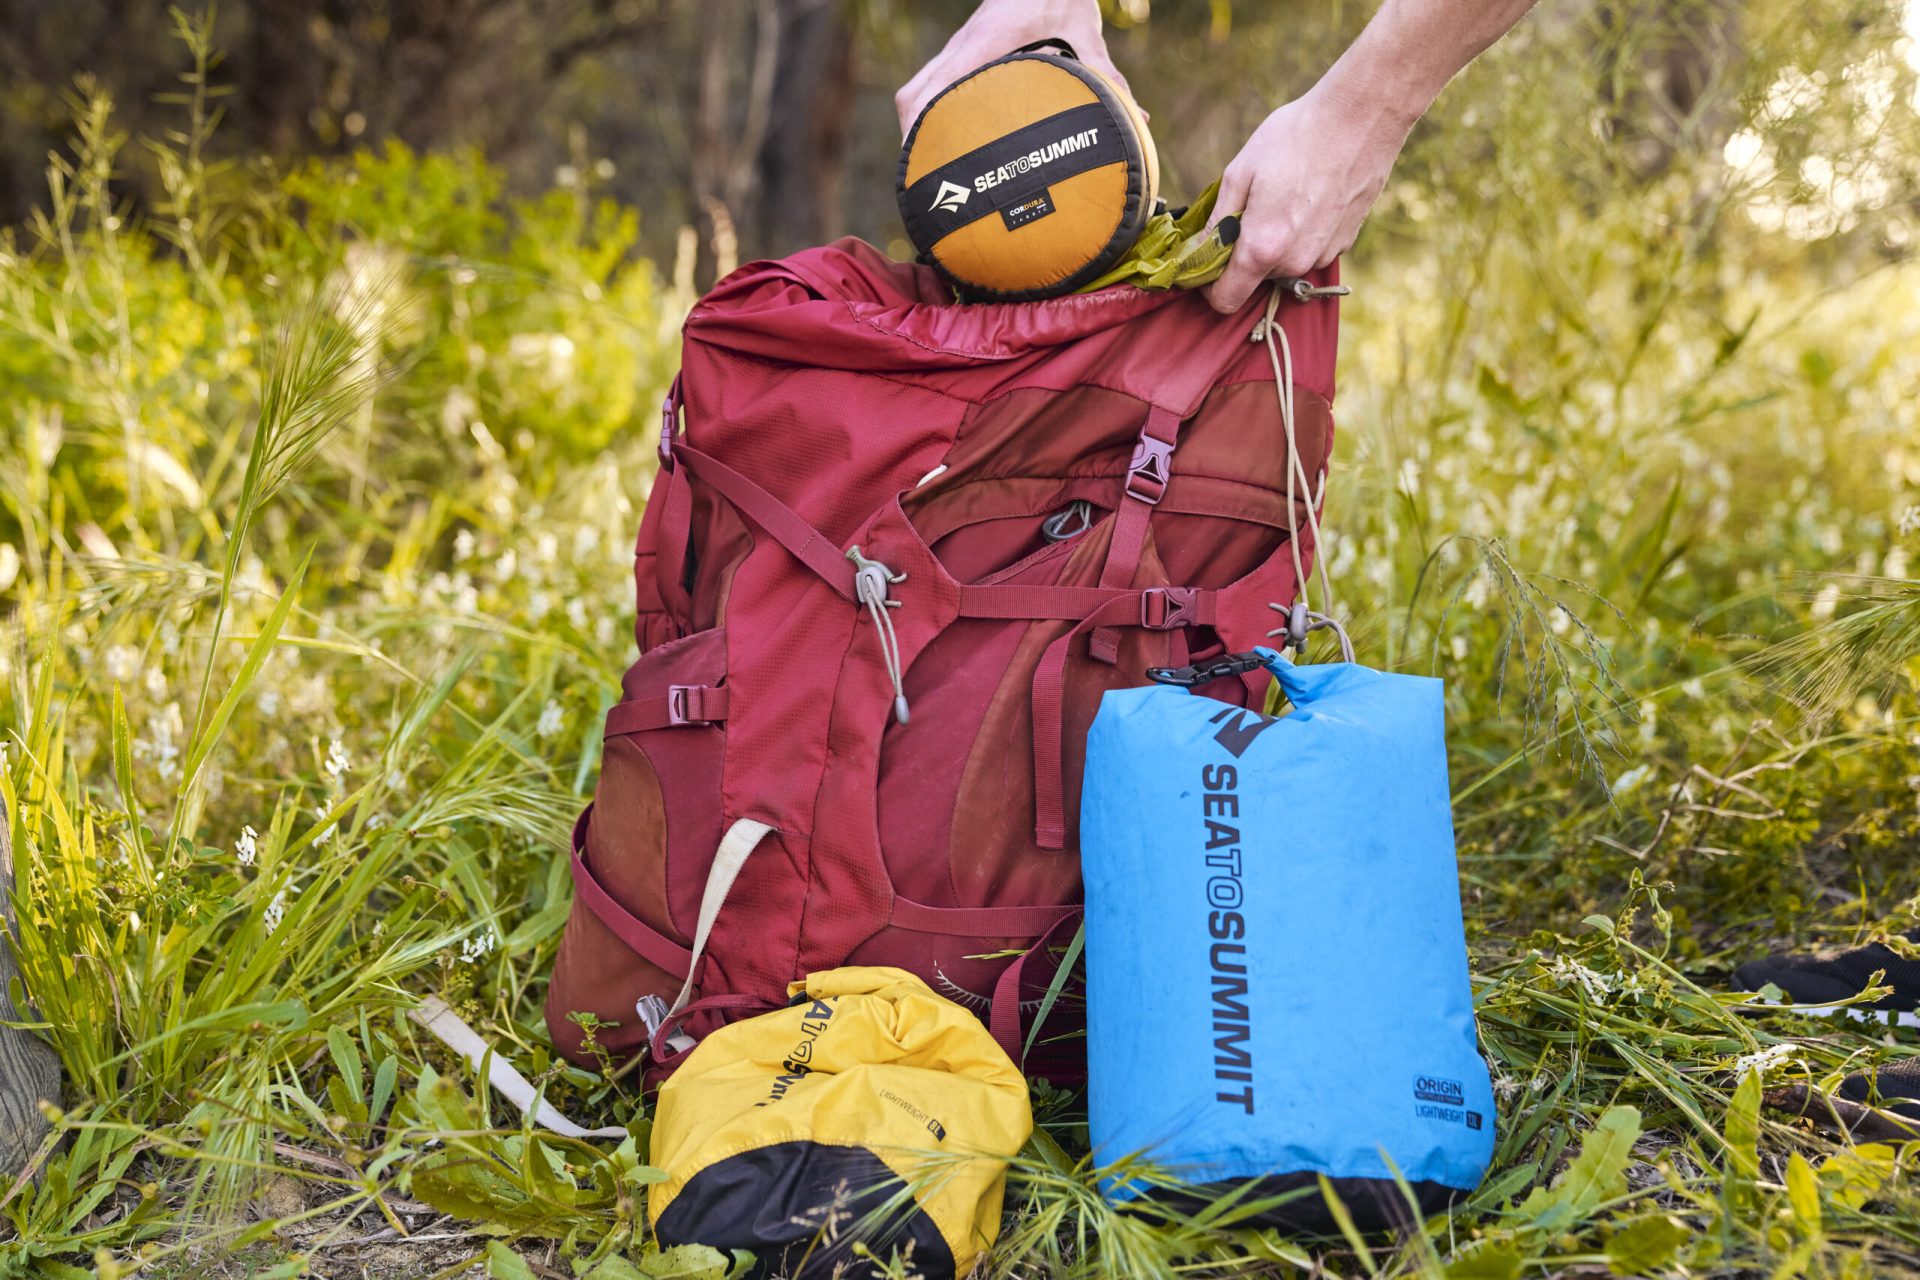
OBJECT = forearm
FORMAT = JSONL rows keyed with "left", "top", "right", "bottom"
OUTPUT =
{"left": 1312, "top": 0, "right": 1539, "bottom": 130}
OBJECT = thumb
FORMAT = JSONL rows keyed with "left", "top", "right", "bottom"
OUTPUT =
{"left": 1204, "top": 246, "right": 1265, "bottom": 315}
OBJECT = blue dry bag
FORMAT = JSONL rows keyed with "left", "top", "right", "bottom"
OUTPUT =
{"left": 1081, "top": 648, "right": 1494, "bottom": 1230}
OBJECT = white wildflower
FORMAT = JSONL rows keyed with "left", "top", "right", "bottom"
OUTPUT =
{"left": 494, "top": 549, "right": 517, "bottom": 582}
{"left": 1729, "top": 1041, "right": 1799, "bottom": 1077}
{"left": 536, "top": 699, "right": 565, "bottom": 739}
{"left": 323, "top": 738, "right": 351, "bottom": 782}
{"left": 1549, "top": 956, "right": 1620, "bottom": 1003}
{"left": 1463, "top": 572, "right": 1491, "bottom": 610}
{"left": 1396, "top": 458, "right": 1422, "bottom": 496}
{"left": 133, "top": 702, "right": 186, "bottom": 782}
{"left": 290, "top": 674, "right": 330, "bottom": 717}
{"left": 263, "top": 886, "right": 290, "bottom": 932}
{"left": 257, "top": 688, "right": 282, "bottom": 718}
{"left": 235, "top": 826, "right": 258, "bottom": 867}
{"left": 127, "top": 910, "right": 142, "bottom": 933}
{"left": 459, "top": 927, "right": 499, "bottom": 964}
{"left": 103, "top": 644, "right": 139, "bottom": 683}
{"left": 1681, "top": 677, "right": 1705, "bottom": 700}
{"left": 1898, "top": 505, "right": 1920, "bottom": 536}
{"left": 143, "top": 664, "right": 167, "bottom": 697}
{"left": 1811, "top": 582, "right": 1841, "bottom": 621}
{"left": 453, "top": 528, "right": 477, "bottom": 561}
{"left": 1613, "top": 764, "right": 1653, "bottom": 797}
{"left": 0, "top": 543, "right": 17, "bottom": 593}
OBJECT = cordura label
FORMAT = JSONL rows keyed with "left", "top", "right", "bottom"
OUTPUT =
{"left": 999, "top": 190, "right": 1056, "bottom": 229}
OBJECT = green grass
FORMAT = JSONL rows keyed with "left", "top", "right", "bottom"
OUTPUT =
{"left": 3, "top": 2, "right": 1920, "bottom": 1276}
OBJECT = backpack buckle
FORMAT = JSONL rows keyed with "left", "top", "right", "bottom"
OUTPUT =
{"left": 666, "top": 685, "right": 716, "bottom": 726}
{"left": 1126, "top": 433, "right": 1173, "bottom": 505}
{"left": 1140, "top": 587, "right": 1198, "bottom": 630}
{"left": 658, "top": 377, "right": 681, "bottom": 469}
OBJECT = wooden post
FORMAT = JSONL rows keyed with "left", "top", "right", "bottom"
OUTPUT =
{"left": 0, "top": 822, "right": 60, "bottom": 1177}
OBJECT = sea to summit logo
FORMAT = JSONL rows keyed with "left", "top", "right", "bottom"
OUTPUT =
{"left": 1208, "top": 706, "right": 1279, "bottom": 759}
{"left": 929, "top": 180, "right": 971, "bottom": 213}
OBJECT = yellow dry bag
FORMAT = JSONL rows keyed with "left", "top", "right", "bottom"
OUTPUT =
{"left": 649, "top": 967, "right": 1032, "bottom": 1279}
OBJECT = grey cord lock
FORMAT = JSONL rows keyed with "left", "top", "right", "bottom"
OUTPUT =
{"left": 1266, "top": 602, "right": 1356, "bottom": 664}
{"left": 847, "top": 545, "right": 911, "bottom": 724}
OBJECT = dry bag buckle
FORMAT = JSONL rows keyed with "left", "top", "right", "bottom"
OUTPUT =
{"left": 1146, "top": 651, "right": 1267, "bottom": 688}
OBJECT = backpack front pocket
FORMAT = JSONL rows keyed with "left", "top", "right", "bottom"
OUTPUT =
{"left": 546, "top": 626, "right": 729, "bottom": 1068}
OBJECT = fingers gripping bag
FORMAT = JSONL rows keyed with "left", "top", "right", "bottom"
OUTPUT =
{"left": 1080, "top": 646, "right": 1494, "bottom": 1231}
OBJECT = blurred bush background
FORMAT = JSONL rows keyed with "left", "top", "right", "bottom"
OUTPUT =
{"left": 2, "top": 1, "right": 1920, "bottom": 1275}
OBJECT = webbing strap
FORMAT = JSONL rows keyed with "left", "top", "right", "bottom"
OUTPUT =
{"left": 1091, "top": 405, "right": 1185, "bottom": 664}
{"left": 658, "top": 817, "right": 776, "bottom": 1050}
{"left": 989, "top": 911, "right": 1083, "bottom": 1066}
{"left": 1030, "top": 589, "right": 1217, "bottom": 848}
{"left": 673, "top": 445, "right": 857, "bottom": 601}
{"left": 890, "top": 897, "right": 1079, "bottom": 938}
{"left": 652, "top": 463, "right": 694, "bottom": 622}
{"left": 410, "top": 996, "right": 627, "bottom": 1139}
{"left": 604, "top": 686, "right": 728, "bottom": 738}
{"left": 647, "top": 992, "right": 773, "bottom": 1068}
{"left": 957, "top": 582, "right": 1195, "bottom": 621}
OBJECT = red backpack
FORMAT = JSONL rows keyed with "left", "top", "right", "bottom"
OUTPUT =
{"left": 545, "top": 239, "right": 1338, "bottom": 1080}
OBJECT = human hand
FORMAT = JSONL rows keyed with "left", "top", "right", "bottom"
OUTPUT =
{"left": 894, "top": 0, "right": 1135, "bottom": 137}
{"left": 1203, "top": 85, "right": 1414, "bottom": 314}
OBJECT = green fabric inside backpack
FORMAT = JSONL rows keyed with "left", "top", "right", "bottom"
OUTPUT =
{"left": 1076, "top": 180, "right": 1235, "bottom": 293}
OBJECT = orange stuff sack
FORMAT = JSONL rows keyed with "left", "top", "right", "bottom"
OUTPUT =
{"left": 897, "top": 41, "right": 1158, "bottom": 300}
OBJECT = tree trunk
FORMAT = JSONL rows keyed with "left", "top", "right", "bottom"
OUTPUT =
{"left": 755, "top": 0, "right": 857, "bottom": 256}
{"left": 0, "top": 823, "right": 59, "bottom": 1179}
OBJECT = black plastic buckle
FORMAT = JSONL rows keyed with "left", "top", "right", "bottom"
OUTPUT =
{"left": 1145, "top": 651, "right": 1268, "bottom": 688}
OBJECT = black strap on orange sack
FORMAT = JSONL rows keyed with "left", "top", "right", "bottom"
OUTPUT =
{"left": 897, "top": 43, "right": 1159, "bottom": 300}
